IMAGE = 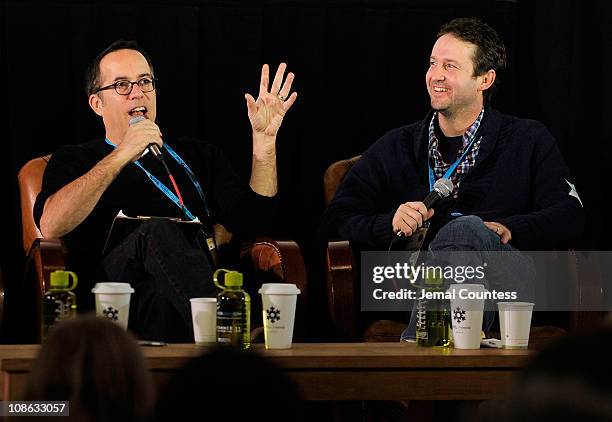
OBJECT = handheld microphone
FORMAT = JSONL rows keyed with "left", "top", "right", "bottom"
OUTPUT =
{"left": 396, "top": 178, "right": 454, "bottom": 237}
{"left": 128, "top": 115, "right": 185, "bottom": 214}
{"left": 127, "top": 115, "right": 218, "bottom": 262}
{"left": 128, "top": 115, "right": 162, "bottom": 160}
{"left": 422, "top": 177, "right": 454, "bottom": 209}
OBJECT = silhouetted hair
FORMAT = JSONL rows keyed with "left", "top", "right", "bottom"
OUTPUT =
{"left": 85, "top": 39, "right": 155, "bottom": 97}
{"left": 154, "top": 345, "right": 301, "bottom": 422}
{"left": 437, "top": 17, "right": 507, "bottom": 103}
{"left": 21, "top": 315, "right": 154, "bottom": 422}
{"left": 479, "top": 325, "right": 612, "bottom": 422}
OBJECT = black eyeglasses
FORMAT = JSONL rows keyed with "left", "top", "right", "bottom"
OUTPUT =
{"left": 93, "top": 77, "right": 157, "bottom": 96}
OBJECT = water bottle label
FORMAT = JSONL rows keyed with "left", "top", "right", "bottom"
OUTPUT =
{"left": 53, "top": 300, "right": 72, "bottom": 322}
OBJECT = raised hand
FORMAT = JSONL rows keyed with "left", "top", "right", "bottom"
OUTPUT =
{"left": 245, "top": 63, "right": 297, "bottom": 139}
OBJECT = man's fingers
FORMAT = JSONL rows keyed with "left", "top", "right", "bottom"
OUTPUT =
{"left": 259, "top": 64, "right": 269, "bottom": 98}
{"left": 395, "top": 210, "right": 418, "bottom": 235}
{"left": 407, "top": 201, "right": 428, "bottom": 214}
{"left": 277, "top": 71, "right": 295, "bottom": 99}
{"left": 282, "top": 91, "right": 298, "bottom": 111}
{"left": 245, "top": 93, "right": 257, "bottom": 115}
{"left": 393, "top": 202, "right": 435, "bottom": 236}
{"left": 395, "top": 220, "right": 414, "bottom": 237}
{"left": 501, "top": 230, "right": 512, "bottom": 244}
{"left": 484, "top": 221, "right": 512, "bottom": 244}
{"left": 398, "top": 204, "right": 424, "bottom": 227}
{"left": 270, "top": 62, "right": 287, "bottom": 95}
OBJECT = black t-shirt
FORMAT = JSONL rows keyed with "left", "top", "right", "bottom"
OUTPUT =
{"left": 434, "top": 117, "right": 464, "bottom": 163}
{"left": 34, "top": 137, "right": 278, "bottom": 287}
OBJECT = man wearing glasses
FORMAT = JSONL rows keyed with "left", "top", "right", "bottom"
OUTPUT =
{"left": 34, "top": 40, "right": 297, "bottom": 341}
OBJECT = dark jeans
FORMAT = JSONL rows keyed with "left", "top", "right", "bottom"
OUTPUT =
{"left": 101, "top": 219, "right": 215, "bottom": 342}
{"left": 401, "top": 215, "right": 535, "bottom": 341}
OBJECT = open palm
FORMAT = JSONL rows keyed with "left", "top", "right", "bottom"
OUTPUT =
{"left": 245, "top": 63, "right": 297, "bottom": 137}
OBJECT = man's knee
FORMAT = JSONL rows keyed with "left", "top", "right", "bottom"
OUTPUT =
{"left": 138, "top": 218, "right": 182, "bottom": 240}
{"left": 439, "top": 215, "right": 488, "bottom": 237}
{"left": 133, "top": 218, "right": 197, "bottom": 255}
{"left": 430, "top": 215, "right": 496, "bottom": 250}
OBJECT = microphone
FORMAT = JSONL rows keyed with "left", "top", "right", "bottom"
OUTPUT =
{"left": 396, "top": 178, "right": 454, "bottom": 237}
{"left": 128, "top": 115, "right": 184, "bottom": 213}
{"left": 128, "top": 115, "right": 162, "bottom": 160}
{"left": 127, "top": 115, "right": 219, "bottom": 263}
{"left": 423, "top": 177, "right": 454, "bottom": 209}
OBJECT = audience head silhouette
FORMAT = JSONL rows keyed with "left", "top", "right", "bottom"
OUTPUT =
{"left": 22, "top": 314, "right": 154, "bottom": 422}
{"left": 155, "top": 345, "right": 301, "bottom": 421}
{"left": 479, "top": 324, "right": 612, "bottom": 422}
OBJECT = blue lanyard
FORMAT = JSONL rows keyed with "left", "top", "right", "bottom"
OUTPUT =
{"left": 162, "top": 143, "right": 213, "bottom": 218}
{"left": 104, "top": 139, "right": 211, "bottom": 221}
{"left": 427, "top": 135, "right": 480, "bottom": 191}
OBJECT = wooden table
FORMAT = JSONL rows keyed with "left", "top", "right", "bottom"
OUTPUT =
{"left": 0, "top": 343, "right": 531, "bottom": 401}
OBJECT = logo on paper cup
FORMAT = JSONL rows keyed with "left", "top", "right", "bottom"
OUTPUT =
{"left": 103, "top": 306, "right": 119, "bottom": 321}
{"left": 453, "top": 307, "right": 466, "bottom": 324}
{"left": 265, "top": 307, "right": 281, "bottom": 323}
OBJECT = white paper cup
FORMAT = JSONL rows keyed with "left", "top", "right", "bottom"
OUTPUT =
{"left": 91, "top": 282, "right": 135, "bottom": 330}
{"left": 498, "top": 302, "right": 534, "bottom": 349}
{"left": 190, "top": 298, "right": 217, "bottom": 344}
{"left": 448, "top": 284, "right": 486, "bottom": 349}
{"left": 258, "top": 283, "right": 300, "bottom": 349}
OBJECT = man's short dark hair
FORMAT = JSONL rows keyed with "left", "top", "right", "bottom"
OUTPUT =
{"left": 437, "top": 17, "right": 507, "bottom": 103}
{"left": 85, "top": 40, "right": 155, "bottom": 97}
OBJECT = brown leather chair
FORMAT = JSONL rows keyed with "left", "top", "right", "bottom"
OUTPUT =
{"left": 324, "top": 155, "right": 603, "bottom": 344}
{"left": 18, "top": 154, "right": 307, "bottom": 341}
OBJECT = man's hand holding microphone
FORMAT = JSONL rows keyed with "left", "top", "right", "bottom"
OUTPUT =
{"left": 393, "top": 178, "right": 453, "bottom": 237}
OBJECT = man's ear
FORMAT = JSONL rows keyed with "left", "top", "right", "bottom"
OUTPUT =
{"left": 478, "top": 69, "right": 496, "bottom": 93}
{"left": 88, "top": 94, "right": 104, "bottom": 117}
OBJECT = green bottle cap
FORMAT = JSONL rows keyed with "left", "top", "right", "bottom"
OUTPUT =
{"left": 213, "top": 269, "right": 243, "bottom": 289}
{"left": 49, "top": 270, "right": 78, "bottom": 291}
{"left": 424, "top": 268, "right": 443, "bottom": 286}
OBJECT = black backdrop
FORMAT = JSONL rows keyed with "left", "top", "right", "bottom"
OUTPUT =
{"left": 1, "top": 0, "right": 610, "bottom": 342}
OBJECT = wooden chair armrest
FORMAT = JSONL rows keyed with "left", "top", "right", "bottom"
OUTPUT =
{"left": 568, "top": 250, "right": 605, "bottom": 330}
{"left": 24, "top": 238, "right": 67, "bottom": 342}
{"left": 240, "top": 238, "right": 307, "bottom": 301}
{"left": 240, "top": 238, "right": 307, "bottom": 341}
{"left": 26, "top": 238, "right": 68, "bottom": 294}
{"left": 326, "top": 240, "right": 359, "bottom": 340}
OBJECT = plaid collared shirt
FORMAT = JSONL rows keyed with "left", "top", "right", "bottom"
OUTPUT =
{"left": 428, "top": 108, "right": 484, "bottom": 196}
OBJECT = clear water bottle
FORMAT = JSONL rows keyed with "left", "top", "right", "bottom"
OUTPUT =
{"left": 214, "top": 269, "right": 251, "bottom": 349}
{"left": 416, "top": 269, "right": 450, "bottom": 347}
{"left": 42, "top": 270, "right": 78, "bottom": 341}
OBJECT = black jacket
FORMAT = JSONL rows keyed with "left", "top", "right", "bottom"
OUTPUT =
{"left": 322, "top": 108, "right": 584, "bottom": 250}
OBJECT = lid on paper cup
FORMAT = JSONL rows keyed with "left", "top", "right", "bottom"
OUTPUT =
{"left": 258, "top": 283, "right": 301, "bottom": 295}
{"left": 447, "top": 283, "right": 487, "bottom": 293}
{"left": 190, "top": 297, "right": 217, "bottom": 303}
{"left": 498, "top": 302, "right": 535, "bottom": 309}
{"left": 91, "top": 282, "right": 135, "bottom": 294}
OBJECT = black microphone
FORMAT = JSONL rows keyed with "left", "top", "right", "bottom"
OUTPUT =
{"left": 422, "top": 177, "right": 454, "bottom": 209}
{"left": 128, "top": 116, "right": 219, "bottom": 263}
{"left": 128, "top": 115, "right": 179, "bottom": 212}
{"left": 128, "top": 115, "right": 163, "bottom": 160}
{"left": 396, "top": 178, "right": 454, "bottom": 237}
